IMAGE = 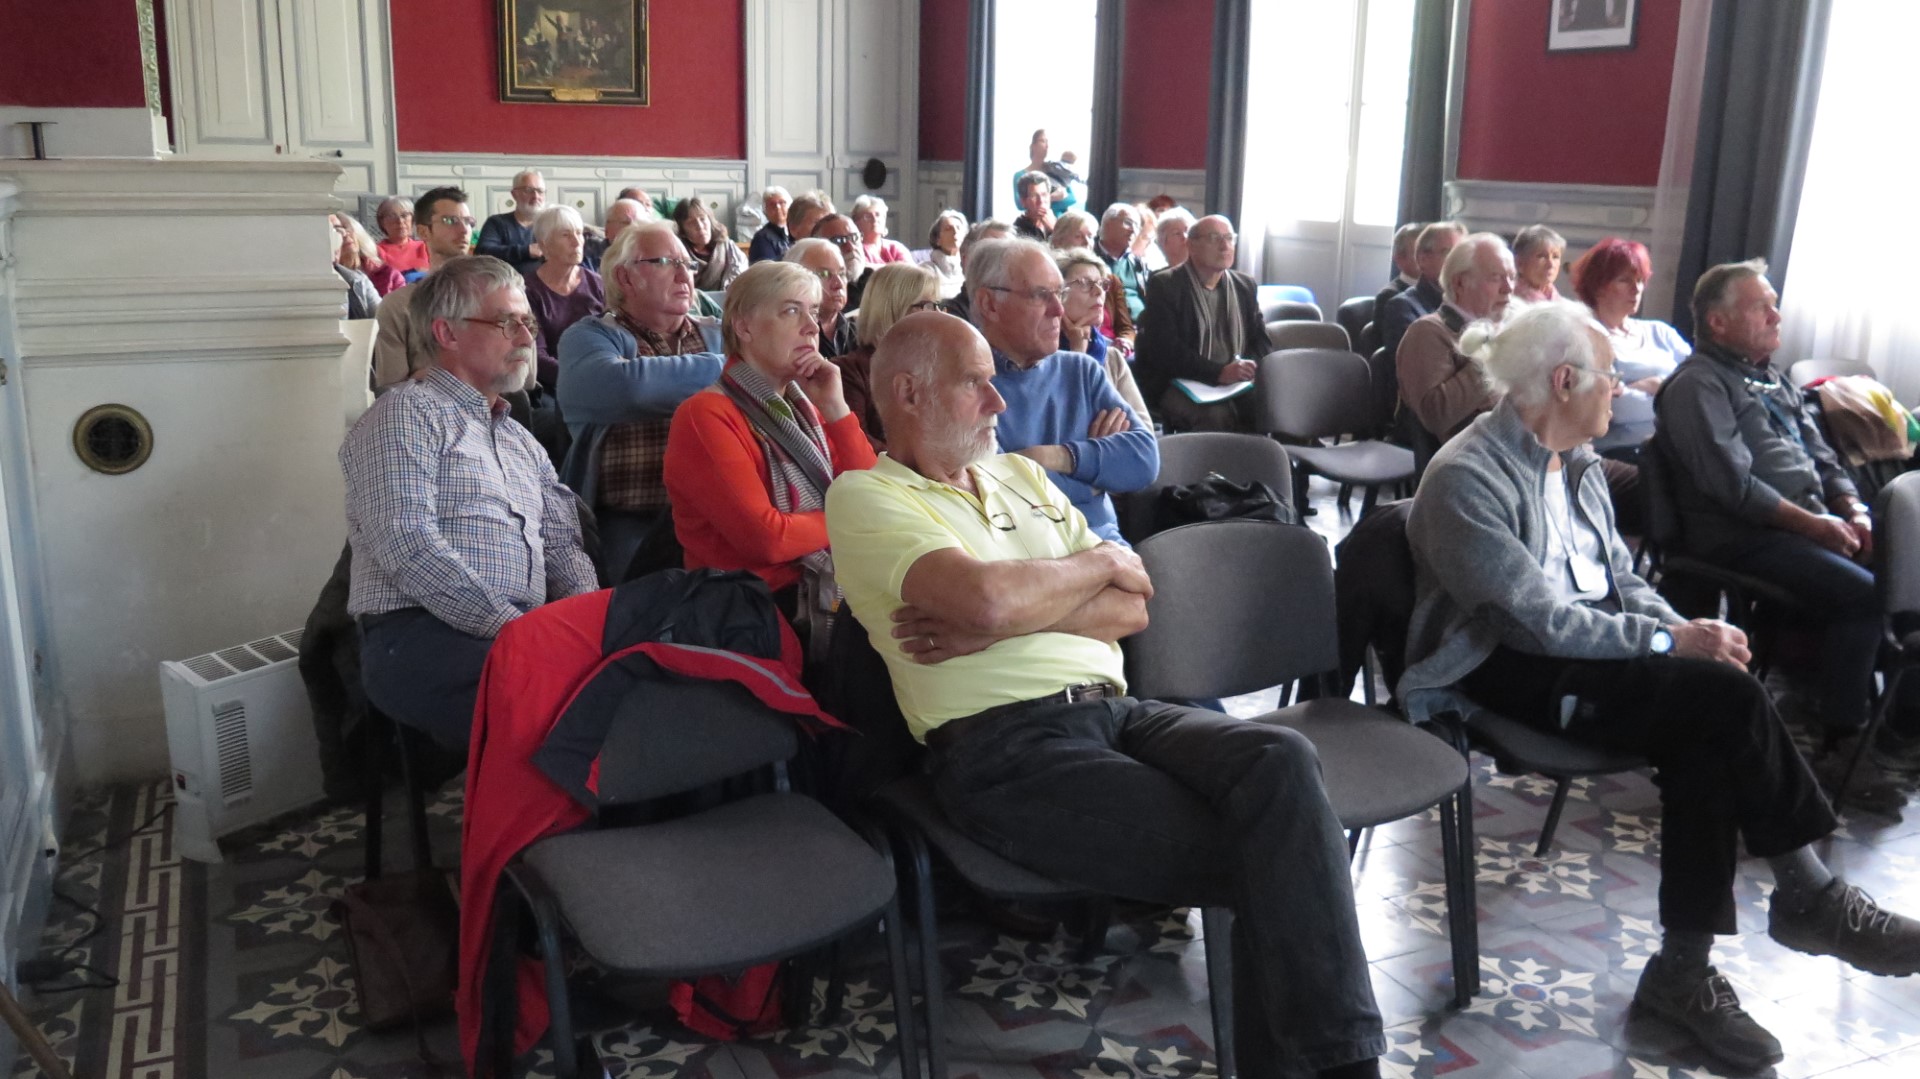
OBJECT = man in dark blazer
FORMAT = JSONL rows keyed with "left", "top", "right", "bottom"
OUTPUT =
{"left": 1135, "top": 215, "right": 1272, "bottom": 431}
{"left": 1378, "top": 221, "right": 1464, "bottom": 361}
{"left": 1373, "top": 221, "right": 1425, "bottom": 319}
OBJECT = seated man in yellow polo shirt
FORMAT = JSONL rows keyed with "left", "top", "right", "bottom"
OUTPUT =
{"left": 824, "top": 312, "right": 1384, "bottom": 1079}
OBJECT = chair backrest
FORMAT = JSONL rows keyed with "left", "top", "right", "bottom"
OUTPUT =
{"left": 1267, "top": 300, "right": 1323, "bottom": 322}
{"left": 1336, "top": 295, "right": 1376, "bottom": 349}
{"left": 1254, "top": 348, "right": 1375, "bottom": 442}
{"left": 1788, "top": 358, "right": 1874, "bottom": 390}
{"left": 1126, "top": 520, "right": 1338, "bottom": 699}
{"left": 595, "top": 679, "right": 802, "bottom": 805}
{"left": 1365, "top": 345, "right": 1399, "bottom": 433}
{"left": 1637, "top": 438, "right": 1688, "bottom": 553}
{"left": 1265, "top": 320, "right": 1350, "bottom": 353}
{"left": 1258, "top": 284, "right": 1317, "bottom": 319}
{"left": 1875, "top": 470, "right": 1920, "bottom": 616}
{"left": 1115, "top": 432, "right": 1295, "bottom": 542}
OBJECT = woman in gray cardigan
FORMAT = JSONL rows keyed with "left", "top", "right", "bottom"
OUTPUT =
{"left": 1399, "top": 302, "right": 1919, "bottom": 1074}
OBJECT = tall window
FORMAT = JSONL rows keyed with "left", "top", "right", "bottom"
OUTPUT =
{"left": 1239, "top": 0, "right": 1416, "bottom": 302}
{"left": 993, "top": 0, "right": 1098, "bottom": 223}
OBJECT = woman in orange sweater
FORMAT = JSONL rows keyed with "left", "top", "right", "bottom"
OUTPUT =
{"left": 664, "top": 260, "right": 878, "bottom": 632}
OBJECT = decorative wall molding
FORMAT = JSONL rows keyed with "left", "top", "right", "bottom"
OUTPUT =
{"left": 915, "top": 161, "right": 964, "bottom": 230}
{"left": 395, "top": 151, "right": 750, "bottom": 231}
{"left": 1443, "top": 178, "right": 1657, "bottom": 250}
{"left": 1118, "top": 168, "right": 1207, "bottom": 207}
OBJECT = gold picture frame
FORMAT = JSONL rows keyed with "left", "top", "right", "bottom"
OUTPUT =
{"left": 499, "top": 0, "right": 649, "bottom": 105}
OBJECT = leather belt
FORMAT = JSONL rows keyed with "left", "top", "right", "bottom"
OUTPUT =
{"left": 1047, "top": 681, "right": 1120, "bottom": 704}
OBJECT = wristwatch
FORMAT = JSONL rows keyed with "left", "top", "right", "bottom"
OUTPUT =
{"left": 1650, "top": 628, "right": 1674, "bottom": 655}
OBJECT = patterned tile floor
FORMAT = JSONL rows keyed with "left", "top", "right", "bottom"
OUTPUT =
{"left": 11, "top": 488, "right": 1920, "bottom": 1079}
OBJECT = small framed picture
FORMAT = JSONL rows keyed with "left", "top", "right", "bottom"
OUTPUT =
{"left": 1548, "top": 0, "right": 1639, "bottom": 53}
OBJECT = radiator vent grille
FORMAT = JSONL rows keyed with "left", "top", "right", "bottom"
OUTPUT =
{"left": 212, "top": 699, "right": 254, "bottom": 805}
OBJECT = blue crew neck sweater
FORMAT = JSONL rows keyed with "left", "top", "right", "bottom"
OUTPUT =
{"left": 990, "top": 349, "right": 1159, "bottom": 544}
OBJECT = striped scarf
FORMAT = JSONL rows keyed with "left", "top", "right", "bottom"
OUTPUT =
{"left": 1183, "top": 261, "right": 1246, "bottom": 367}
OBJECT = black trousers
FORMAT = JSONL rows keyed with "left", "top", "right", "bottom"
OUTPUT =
{"left": 359, "top": 608, "right": 495, "bottom": 752}
{"left": 926, "top": 696, "right": 1385, "bottom": 1074}
{"left": 1461, "top": 647, "right": 1836, "bottom": 934}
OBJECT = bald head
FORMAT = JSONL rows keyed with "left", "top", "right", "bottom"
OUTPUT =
{"left": 873, "top": 312, "right": 1005, "bottom": 473}
{"left": 605, "top": 198, "right": 650, "bottom": 244}
{"left": 1187, "top": 215, "right": 1238, "bottom": 278}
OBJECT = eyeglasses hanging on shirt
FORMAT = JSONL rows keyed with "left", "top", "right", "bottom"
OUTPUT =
{"left": 971, "top": 466, "right": 1068, "bottom": 532}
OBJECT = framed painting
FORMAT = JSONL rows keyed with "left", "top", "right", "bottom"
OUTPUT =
{"left": 499, "top": 0, "right": 649, "bottom": 104}
{"left": 1548, "top": 0, "right": 1638, "bottom": 53}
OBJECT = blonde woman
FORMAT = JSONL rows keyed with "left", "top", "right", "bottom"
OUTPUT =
{"left": 834, "top": 262, "right": 940, "bottom": 451}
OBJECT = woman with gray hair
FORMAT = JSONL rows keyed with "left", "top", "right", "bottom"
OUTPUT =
{"left": 918, "top": 208, "right": 969, "bottom": 299}
{"left": 850, "top": 194, "right": 912, "bottom": 266}
{"left": 663, "top": 261, "right": 878, "bottom": 644}
{"left": 374, "top": 195, "right": 429, "bottom": 276}
{"left": 1511, "top": 224, "right": 1565, "bottom": 304}
{"left": 522, "top": 204, "right": 604, "bottom": 392}
{"left": 1401, "top": 300, "right": 1920, "bottom": 1074}
{"left": 1057, "top": 248, "right": 1150, "bottom": 423}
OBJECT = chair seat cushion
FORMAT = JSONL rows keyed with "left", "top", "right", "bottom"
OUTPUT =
{"left": 520, "top": 792, "right": 895, "bottom": 976}
{"left": 874, "top": 776, "right": 1094, "bottom": 900}
{"left": 1287, "top": 441, "right": 1416, "bottom": 486}
{"left": 1259, "top": 699, "right": 1468, "bottom": 828}
{"left": 1464, "top": 708, "right": 1648, "bottom": 778}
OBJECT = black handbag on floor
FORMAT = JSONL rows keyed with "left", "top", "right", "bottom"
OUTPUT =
{"left": 1162, "top": 473, "right": 1301, "bottom": 527}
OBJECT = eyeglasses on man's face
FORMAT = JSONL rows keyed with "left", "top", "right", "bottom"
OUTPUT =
{"left": 821, "top": 233, "right": 858, "bottom": 248}
{"left": 808, "top": 268, "right": 850, "bottom": 285}
{"left": 433, "top": 215, "right": 478, "bottom": 230}
{"left": 1191, "top": 232, "right": 1237, "bottom": 246}
{"left": 462, "top": 315, "right": 539, "bottom": 341}
{"left": 987, "top": 285, "right": 1070, "bottom": 306}
{"left": 632, "top": 256, "right": 697, "bottom": 274}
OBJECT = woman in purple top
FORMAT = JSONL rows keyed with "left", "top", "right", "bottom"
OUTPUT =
{"left": 522, "top": 205, "right": 605, "bottom": 392}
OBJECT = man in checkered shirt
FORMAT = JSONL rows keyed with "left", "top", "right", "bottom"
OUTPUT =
{"left": 343, "top": 255, "right": 599, "bottom": 749}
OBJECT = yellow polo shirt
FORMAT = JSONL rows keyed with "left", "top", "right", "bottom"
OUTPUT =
{"left": 825, "top": 453, "right": 1128, "bottom": 740}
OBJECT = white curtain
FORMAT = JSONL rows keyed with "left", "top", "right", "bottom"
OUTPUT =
{"left": 1643, "top": 0, "right": 1714, "bottom": 324}
{"left": 1777, "top": 2, "right": 1920, "bottom": 401}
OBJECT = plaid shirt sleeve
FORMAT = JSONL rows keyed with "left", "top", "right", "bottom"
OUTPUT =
{"left": 342, "top": 392, "right": 528, "bottom": 638}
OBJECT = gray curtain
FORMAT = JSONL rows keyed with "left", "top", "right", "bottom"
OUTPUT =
{"left": 1086, "top": 0, "right": 1127, "bottom": 213}
{"left": 961, "top": 0, "right": 997, "bottom": 224}
{"left": 1670, "top": 0, "right": 1831, "bottom": 339}
{"left": 1395, "top": 0, "right": 1453, "bottom": 227}
{"left": 1204, "top": 0, "right": 1252, "bottom": 220}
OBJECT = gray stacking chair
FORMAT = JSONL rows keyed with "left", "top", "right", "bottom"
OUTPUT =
{"left": 1336, "top": 296, "right": 1376, "bottom": 354}
{"left": 491, "top": 679, "right": 919, "bottom": 1079}
{"left": 1264, "top": 320, "right": 1351, "bottom": 353}
{"left": 1834, "top": 469, "right": 1920, "bottom": 813}
{"left": 1787, "top": 357, "right": 1874, "bottom": 391}
{"left": 1265, "top": 299, "right": 1323, "bottom": 322}
{"left": 873, "top": 778, "right": 1236, "bottom": 1079}
{"left": 1114, "top": 433, "right": 1294, "bottom": 543}
{"left": 1254, "top": 348, "right": 1417, "bottom": 515}
{"left": 1125, "top": 520, "right": 1479, "bottom": 1007}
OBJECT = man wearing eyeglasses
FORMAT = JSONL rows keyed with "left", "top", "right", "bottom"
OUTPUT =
{"left": 556, "top": 222, "right": 727, "bottom": 577}
{"left": 1134, "top": 215, "right": 1271, "bottom": 431}
{"left": 476, "top": 168, "right": 549, "bottom": 273}
{"left": 825, "top": 312, "right": 1385, "bottom": 1079}
{"left": 1395, "top": 233, "right": 1512, "bottom": 444}
{"left": 374, "top": 186, "right": 482, "bottom": 389}
{"left": 967, "top": 238, "right": 1157, "bottom": 544}
{"left": 1656, "top": 260, "right": 1920, "bottom": 800}
{"left": 783, "top": 237, "right": 858, "bottom": 358}
{"left": 343, "top": 256, "right": 598, "bottom": 749}
{"left": 810, "top": 213, "right": 873, "bottom": 311}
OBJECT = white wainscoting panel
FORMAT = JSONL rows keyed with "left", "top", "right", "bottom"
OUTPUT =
{"left": 393, "top": 153, "right": 749, "bottom": 233}
{"left": 1118, "top": 168, "right": 1207, "bottom": 208}
{"left": 915, "top": 161, "right": 964, "bottom": 233}
{"left": 1444, "top": 179, "right": 1658, "bottom": 253}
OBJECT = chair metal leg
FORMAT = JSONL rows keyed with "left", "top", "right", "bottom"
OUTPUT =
{"left": 881, "top": 895, "right": 923, "bottom": 1079}
{"left": 1074, "top": 899, "right": 1111, "bottom": 962}
{"left": 1200, "top": 906, "right": 1236, "bottom": 1079}
{"left": 1347, "top": 829, "right": 1363, "bottom": 862}
{"left": 1439, "top": 785, "right": 1479, "bottom": 1008}
{"left": 1359, "top": 483, "right": 1380, "bottom": 518}
{"left": 397, "top": 726, "right": 434, "bottom": 873}
{"left": 513, "top": 868, "right": 582, "bottom": 1079}
{"left": 363, "top": 711, "right": 389, "bottom": 881}
{"left": 906, "top": 831, "right": 946, "bottom": 1079}
{"left": 1834, "top": 666, "right": 1905, "bottom": 817}
{"left": 1534, "top": 777, "right": 1572, "bottom": 858}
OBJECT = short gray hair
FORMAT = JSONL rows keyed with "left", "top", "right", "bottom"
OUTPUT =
{"left": 964, "top": 237, "right": 1050, "bottom": 319}
{"left": 928, "top": 208, "right": 969, "bottom": 248}
{"left": 512, "top": 168, "right": 543, "bottom": 188}
{"left": 1055, "top": 247, "right": 1107, "bottom": 281}
{"left": 1691, "top": 258, "right": 1769, "bottom": 345}
{"left": 1469, "top": 300, "right": 1604, "bottom": 409}
{"left": 1100, "top": 202, "right": 1140, "bottom": 228}
{"left": 721, "top": 261, "right": 823, "bottom": 356}
{"left": 1392, "top": 221, "right": 1424, "bottom": 259}
{"left": 1416, "top": 220, "right": 1467, "bottom": 256}
{"left": 410, "top": 256, "right": 524, "bottom": 361}
{"left": 783, "top": 236, "right": 840, "bottom": 265}
{"left": 376, "top": 196, "right": 414, "bottom": 225}
{"left": 851, "top": 194, "right": 888, "bottom": 218}
{"left": 1156, "top": 207, "right": 1195, "bottom": 237}
{"left": 762, "top": 185, "right": 791, "bottom": 203}
{"left": 1513, "top": 224, "right": 1565, "bottom": 260}
{"left": 1440, "top": 233, "right": 1512, "bottom": 305}
{"left": 533, "top": 204, "right": 584, "bottom": 246}
{"left": 602, "top": 222, "right": 682, "bottom": 309}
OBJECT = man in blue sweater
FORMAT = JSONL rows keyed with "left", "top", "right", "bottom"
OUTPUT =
{"left": 967, "top": 238, "right": 1158, "bottom": 543}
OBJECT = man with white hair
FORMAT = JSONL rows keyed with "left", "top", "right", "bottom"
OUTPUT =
{"left": 749, "top": 185, "right": 794, "bottom": 263}
{"left": 966, "top": 238, "right": 1157, "bottom": 543}
{"left": 785, "top": 236, "right": 858, "bottom": 357}
{"left": 826, "top": 312, "right": 1385, "bottom": 1079}
{"left": 557, "top": 222, "right": 726, "bottom": 575}
{"left": 584, "top": 197, "right": 653, "bottom": 270}
{"left": 1134, "top": 214, "right": 1271, "bottom": 431}
{"left": 1378, "top": 221, "right": 1466, "bottom": 360}
{"left": 1094, "top": 203, "right": 1148, "bottom": 319}
{"left": 477, "top": 168, "right": 548, "bottom": 273}
{"left": 1395, "top": 232, "right": 1513, "bottom": 442}
{"left": 343, "top": 255, "right": 597, "bottom": 748}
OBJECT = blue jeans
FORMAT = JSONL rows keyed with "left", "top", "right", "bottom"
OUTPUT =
{"left": 359, "top": 608, "right": 495, "bottom": 751}
{"left": 925, "top": 697, "right": 1384, "bottom": 1075}
{"left": 1708, "top": 530, "right": 1881, "bottom": 731}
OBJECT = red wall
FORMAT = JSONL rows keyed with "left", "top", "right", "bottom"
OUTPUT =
{"left": 1119, "top": 0, "right": 1212, "bottom": 170}
{"left": 920, "top": 0, "right": 970, "bottom": 161}
{"left": 1456, "top": 0, "right": 1681, "bottom": 186}
{"left": 390, "top": 0, "right": 744, "bottom": 159}
{"left": 0, "top": 0, "right": 147, "bottom": 108}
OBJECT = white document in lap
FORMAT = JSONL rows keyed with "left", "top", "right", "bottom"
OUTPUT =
{"left": 1175, "top": 378, "right": 1254, "bottom": 405}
